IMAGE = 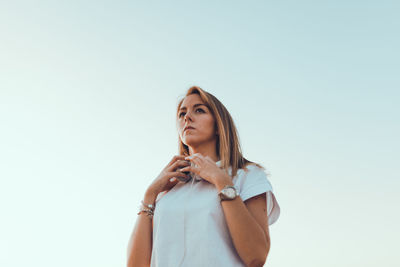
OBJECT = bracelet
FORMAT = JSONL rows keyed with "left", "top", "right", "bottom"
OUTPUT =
{"left": 137, "top": 200, "right": 155, "bottom": 218}
{"left": 137, "top": 207, "right": 154, "bottom": 218}
{"left": 141, "top": 200, "right": 155, "bottom": 211}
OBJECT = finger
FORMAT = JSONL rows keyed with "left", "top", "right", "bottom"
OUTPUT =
{"left": 167, "top": 159, "right": 191, "bottom": 172}
{"left": 168, "top": 177, "right": 180, "bottom": 183}
{"left": 207, "top": 157, "right": 219, "bottom": 166}
{"left": 179, "top": 166, "right": 191, "bottom": 173}
{"left": 180, "top": 165, "right": 200, "bottom": 175}
{"left": 205, "top": 156, "right": 214, "bottom": 163}
{"left": 168, "top": 171, "right": 190, "bottom": 179}
{"left": 177, "top": 167, "right": 191, "bottom": 176}
{"left": 185, "top": 153, "right": 200, "bottom": 162}
{"left": 189, "top": 153, "right": 204, "bottom": 159}
{"left": 167, "top": 155, "right": 187, "bottom": 167}
{"left": 185, "top": 153, "right": 201, "bottom": 161}
{"left": 190, "top": 157, "right": 203, "bottom": 167}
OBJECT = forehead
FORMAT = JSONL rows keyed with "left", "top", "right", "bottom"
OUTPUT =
{"left": 180, "top": 94, "right": 205, "bottom": 108}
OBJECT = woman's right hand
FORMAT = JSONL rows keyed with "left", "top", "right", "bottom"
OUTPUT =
{"left": 146, "top": 155, "right": 190, "bottom": 197}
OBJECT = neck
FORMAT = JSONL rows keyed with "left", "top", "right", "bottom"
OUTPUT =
{"left": 188, "top": 140, "right": 219, "bottom": 162}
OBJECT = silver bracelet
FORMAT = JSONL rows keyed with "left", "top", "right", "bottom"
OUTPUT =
{"left": 137, "top": 207, "right": 154, "bottom": 218}
{"left": 137, "top": 200, "right": 155, "bottom": 218}
{"left": 141, "top": 200, "right": 155, "bottom": 211}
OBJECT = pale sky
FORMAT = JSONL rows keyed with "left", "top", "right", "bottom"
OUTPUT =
{"left": 0, "top": 1, "right": 399, "bottom": 266}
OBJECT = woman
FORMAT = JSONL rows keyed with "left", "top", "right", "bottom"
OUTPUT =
{"left": 127, "top": 86, "right": 280, "bottom": 267}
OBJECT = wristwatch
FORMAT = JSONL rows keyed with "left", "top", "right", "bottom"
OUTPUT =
{"left": 218, "top": 185, "right": 239, "bottom": 201}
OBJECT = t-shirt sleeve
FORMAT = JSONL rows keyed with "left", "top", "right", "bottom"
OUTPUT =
{"left": 239, "top": 166, "right": 281, "bottom": 226}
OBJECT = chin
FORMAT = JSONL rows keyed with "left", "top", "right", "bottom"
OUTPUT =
{"left": 181, "top": 139, "right": 197, "bottom": 147}
{"left": 182, "top": 135, "right": 202, "bottom": 146}
{"left": 182, "top": 136, "right": 214, "bottom": 148}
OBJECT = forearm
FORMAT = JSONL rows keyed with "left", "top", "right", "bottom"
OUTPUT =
{"left": 216, "top": 181, "right": 269, "bottom": 267}
{"left": 127, "top": 191, "right": 157, "bottom": 267}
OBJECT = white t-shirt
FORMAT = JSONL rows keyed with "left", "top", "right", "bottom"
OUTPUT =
{"left": 150, "top": 161, "right": 280, "bottom": 267}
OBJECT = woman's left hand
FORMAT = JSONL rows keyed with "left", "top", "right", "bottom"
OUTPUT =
{"left": 180, "top": 153, "right": 232, "bottom": 187}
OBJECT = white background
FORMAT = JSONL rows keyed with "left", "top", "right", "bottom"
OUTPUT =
{"left": 1, "top": 1, "right": 399, "bottom": 266}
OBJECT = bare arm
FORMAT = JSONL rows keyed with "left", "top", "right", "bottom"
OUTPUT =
{"left": 126, "top": 191, "right": 157, "bottom": 267}
{"left": 215, "top": 178, "right": 270, "bottom": 267}
{"left": 181, "top": 153, "right": 270, "bottom": 267}
{"left": 126, "top": 155, "right": 190, "bottom": 267}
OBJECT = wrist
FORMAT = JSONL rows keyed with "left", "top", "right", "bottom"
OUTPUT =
{"left": 215, "top": 175, "right": 234, "bottom": 191}
{"left": 144, "top": 190, "right": 158, "bottom": 204}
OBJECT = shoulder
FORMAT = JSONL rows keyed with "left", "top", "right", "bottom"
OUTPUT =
{"left": 240, "top": 163, "right": 269, "bottom": 180}
{"left": 234, "top": 163, "right": 273, "bottom": 199}
{"left": 238, "top": 163, "right": 281, "bottom": 226}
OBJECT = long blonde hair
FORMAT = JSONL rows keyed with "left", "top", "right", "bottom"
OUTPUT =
{"left": 176, "top": 86, "right": 265, "bottom": 178}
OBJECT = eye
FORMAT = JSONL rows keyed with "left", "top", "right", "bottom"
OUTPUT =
{"left": 178, "top": 108, "right": 205, "bottom": 118}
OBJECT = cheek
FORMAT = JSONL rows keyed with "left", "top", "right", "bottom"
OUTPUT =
{"left": 178, "top": 121, "right": 184, "bottom": 130}
{"left": 202, "top": 117, "right": 216, "bottom": 133}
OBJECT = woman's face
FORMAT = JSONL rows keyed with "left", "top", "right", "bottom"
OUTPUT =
{"left": 177, "top": 94, "right": 217, "bottom": 148}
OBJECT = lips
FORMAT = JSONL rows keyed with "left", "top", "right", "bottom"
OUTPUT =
{"left": 184, "top": 126, "right": 195, "bottom": 132}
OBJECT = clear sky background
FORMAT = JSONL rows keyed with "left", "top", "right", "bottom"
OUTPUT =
{"left": 0, "top": 1, "right": 399, "bottom": 266}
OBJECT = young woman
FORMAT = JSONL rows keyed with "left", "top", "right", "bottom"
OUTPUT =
{"left": 127, "top": 86, "right": 280, "bottom": 267}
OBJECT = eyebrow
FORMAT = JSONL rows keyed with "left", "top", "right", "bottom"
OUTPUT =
{"left": 179, "top": 103, "right": 207, "bottom": 111}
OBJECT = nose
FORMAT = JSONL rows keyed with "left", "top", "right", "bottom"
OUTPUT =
{"left": 184, "top": 110, "right": 193, "bottom": 122}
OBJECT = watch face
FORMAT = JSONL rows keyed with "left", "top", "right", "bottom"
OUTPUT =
{"left": 226, "top": 188, "right": 236, "bottom": 198}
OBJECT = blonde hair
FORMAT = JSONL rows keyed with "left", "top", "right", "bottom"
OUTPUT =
{"left": 176, "top": 86, "right": 265, "bottom": 178}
